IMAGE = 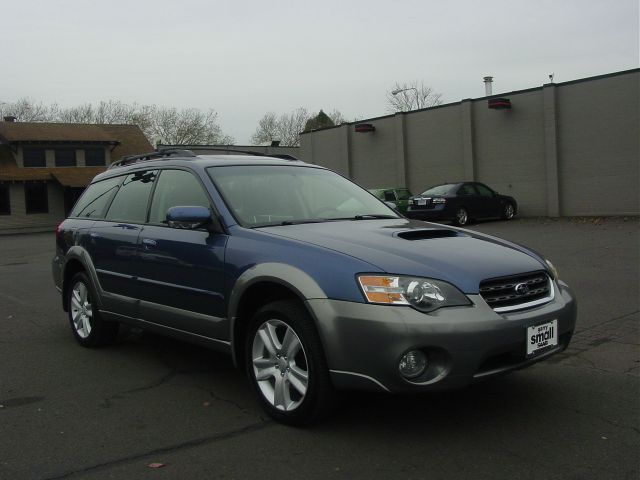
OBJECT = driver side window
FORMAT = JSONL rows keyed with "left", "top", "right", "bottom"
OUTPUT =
{"left": 149, "top": 170, "right": 211, "bottom": 224}
{"left": 458, "top": 184, "right": 476, "bottom": 196}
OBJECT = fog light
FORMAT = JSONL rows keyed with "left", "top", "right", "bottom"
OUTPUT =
{"left": 399, "top": 350, "right": 427, "bottom": 379}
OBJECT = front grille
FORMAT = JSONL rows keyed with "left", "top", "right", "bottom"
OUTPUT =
{"left": 479, "top": 271, "right": 552, "bottom": 312}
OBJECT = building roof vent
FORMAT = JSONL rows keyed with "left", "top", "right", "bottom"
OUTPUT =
{"left": 3, "top": 116, "right": 17, "bottom": 122}
{"left": 483, "top": 76, "right": 493, "bottom": 96}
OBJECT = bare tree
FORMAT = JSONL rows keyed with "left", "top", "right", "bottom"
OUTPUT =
{"left": 250, "top": 112, "right": 280, "bottom": 145}
{"left": 251, "top": 108, "right": 309, "bottom": 146}
{"left": 251, "top": 108, "right": 347, "bottom": 146}
{"left": 0, "top": 98, "right": 233, "bottom": 145}
{"left": 0, "top": 98, "right": 55, "bottom": 122}
{"left": 386, "top": 81, "right": 443, "bottom": 113}
{"left": 279, "top": 108, "right": 310, "bottom": 146}
{"left": 56, "top": 103, "right": 95, "bottom": 123}
{"left": 327, "top": 109, "right": 347, "bottom": 125}
{"left": 151, "top": 107, "right": 233, "bottom": 145}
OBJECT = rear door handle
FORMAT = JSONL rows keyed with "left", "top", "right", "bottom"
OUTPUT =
{"left": 142, "top": 238, "right": 157, "bottom": 249}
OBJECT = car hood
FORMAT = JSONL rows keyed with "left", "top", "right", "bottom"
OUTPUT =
{"left": 259, "top": 219, "right": 546, "bottom": 294}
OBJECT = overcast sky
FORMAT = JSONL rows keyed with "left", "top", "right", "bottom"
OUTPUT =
{"left": 2, "top": 0, "right": 638, "bottom": 144}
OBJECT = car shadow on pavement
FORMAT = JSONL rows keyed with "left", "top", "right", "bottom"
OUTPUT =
{"left": 112, "top": 326, "right": 552, "bottom": 432}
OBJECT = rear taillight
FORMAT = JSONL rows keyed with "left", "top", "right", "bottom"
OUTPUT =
{"left": 55, "top": 222, "right": 63, "bottom": 240}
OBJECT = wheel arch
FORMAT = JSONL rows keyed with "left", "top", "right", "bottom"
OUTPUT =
{"left": 228, "top": 263, "right": 327, "bottom": 369}
{"left": 61, "top": 247, "right": 102, "bottom": 312}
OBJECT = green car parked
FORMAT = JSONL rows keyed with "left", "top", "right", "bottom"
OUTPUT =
{"left": 368, "top": 187, "right": 413, "bottom": 214}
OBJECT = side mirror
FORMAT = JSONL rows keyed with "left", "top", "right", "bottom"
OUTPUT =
{"left": 166, "top": 206, "right": 220, "bottom": 231}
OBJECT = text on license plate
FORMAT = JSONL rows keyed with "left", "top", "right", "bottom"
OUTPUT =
{"left": 526, "top": 319, "right": 558, "bottom": 356}
{"left": 417, "top": 198, "right": 427, "bottom": 205}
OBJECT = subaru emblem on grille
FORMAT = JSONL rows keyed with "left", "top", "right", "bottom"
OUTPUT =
{"left": 514, "top": 283, "right": 529, "bottom": 295}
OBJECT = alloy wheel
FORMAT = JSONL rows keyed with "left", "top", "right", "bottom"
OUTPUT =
{"left": 70, "top": 281, "right": 93, "bottom": 339}
{"left": 456, "top": 208, "right": 468, "bottom": 225}
{"left": 251, "top": 319, "right": 309, "bottom": 412}
{"left": 505, "top": 204, "right": 515, "bottom": 219}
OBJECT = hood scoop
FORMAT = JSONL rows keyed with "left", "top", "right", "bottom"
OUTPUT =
{"left": 397, "top": 229, "right": 462, "bottom": 241}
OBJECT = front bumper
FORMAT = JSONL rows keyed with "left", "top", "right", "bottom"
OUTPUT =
{"left": 406, "top": 206, "right": 449, "bottom": 221}
{"left": 307, "top": 280, "right": 576, "bottom": 393}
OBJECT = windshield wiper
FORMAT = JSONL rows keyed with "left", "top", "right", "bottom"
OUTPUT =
{"left": 253, "top": 215, "right": 397, "bottom": 228}
{"left": 252, "top": 219, "right": 329, "bottom": 228}
{"left": 326, "top": 214, "right": 398, "bottom": 221}
{"left": 279, "top": 219, "right": 329, "bottom": 226}
{"left": 354, "top": 214, "right": 398, "bottom": 220}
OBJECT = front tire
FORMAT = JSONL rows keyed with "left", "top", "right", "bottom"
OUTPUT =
{"left": 502, "top": 202, "right": 515, "bottom": 220}
{"left": 67, "top": 272, "right": 118, "bottom": 347}
{"left": 454, "top": 207, "right": 469, "bottom": 226}
{"left": 245, "top": 300, "right": 334, "bottom": 425}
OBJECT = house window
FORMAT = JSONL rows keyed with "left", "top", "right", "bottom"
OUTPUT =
{"left": 85, "top": 148, "right": 106, "bottom": 166}
{"left": 0, "top": 184, "right": 10, "bottom": 215}
{"left": 25, "top": 182, "right": 48, "bottom": 214}
{"left": 55, "top": 148, "right": 76, "bottom": 167}
{"left": 23, "top": 147, "right": 46, "bottom": 167}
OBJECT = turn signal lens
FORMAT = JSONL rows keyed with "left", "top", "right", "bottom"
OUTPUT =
{"left": 357, "top": 275, "right": 471, "bottom": 312}
{"left": 357, "top": 275, "right": 406, "bottom": 305}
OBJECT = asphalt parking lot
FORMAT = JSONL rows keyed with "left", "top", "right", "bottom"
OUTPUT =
{"left": 0, "top": 217, "right": 638, "bottom": 480}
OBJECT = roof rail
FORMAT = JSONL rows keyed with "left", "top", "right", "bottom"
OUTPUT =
{"left": 109, "top": 149, "right": 196, "bottom": 169}
{"left": 188, "top": 147, "right": 299, "bottom": 161}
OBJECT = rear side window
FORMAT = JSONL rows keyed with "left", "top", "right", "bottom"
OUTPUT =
{"left": 105, "top": 171, "right": 157, "bottom": 223}
{"left": 70, "top": 176, "right": 122, "bottom": 218}
{"left": 475, "top": 184, "right": 494, "bottom": 197}
{"left": 420, "top": 184, "right": 457, "bottom": 196}
{"left": 148, "top": 170, "right": 211, "bottom": 224}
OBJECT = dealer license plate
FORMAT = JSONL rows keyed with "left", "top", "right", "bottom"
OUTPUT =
{"left": 526, "top": 319, "right": 558, "bottom": 357}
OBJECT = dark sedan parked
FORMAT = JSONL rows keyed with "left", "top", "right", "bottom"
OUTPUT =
{"left": 406, "top": 182, "right": 517, "bottom": 226}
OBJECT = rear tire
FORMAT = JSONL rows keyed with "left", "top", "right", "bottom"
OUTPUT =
{"left": 67, "top": 272, "right": 118, "bottom": 347}
{"left": 245, "top": 300, "right": 334, "bottom": 425}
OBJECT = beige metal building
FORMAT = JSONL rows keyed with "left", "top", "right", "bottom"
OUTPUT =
{"left": 0, "top": 121, "right": 152, "bottom": 234}
{"left": 300, "top": 69, "right": 639, "bottom": 217}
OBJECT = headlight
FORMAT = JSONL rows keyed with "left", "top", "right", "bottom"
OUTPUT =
{"left": 545, "top": 259, "right": 559, "bottom": 280}
{"left": 357, "top": 275, "right": 471, "bottom": 313}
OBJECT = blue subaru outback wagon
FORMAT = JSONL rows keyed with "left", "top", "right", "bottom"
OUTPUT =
{"left": 52, "top": 149, "right": 577, "bottom": 424}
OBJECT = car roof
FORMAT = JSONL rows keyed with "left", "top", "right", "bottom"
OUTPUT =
{"left": 92, "top": 154, "right": 322, "bottom": 183}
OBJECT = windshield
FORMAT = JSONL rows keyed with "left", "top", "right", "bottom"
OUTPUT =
{"left": 396, "top": 189, "right": 412, "bottom": 200}
{"left": 419, "top": 184, "right": 458, "bottom": 196}
{"left": 208, "top": 165, "right": 399, "bottom": 227}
